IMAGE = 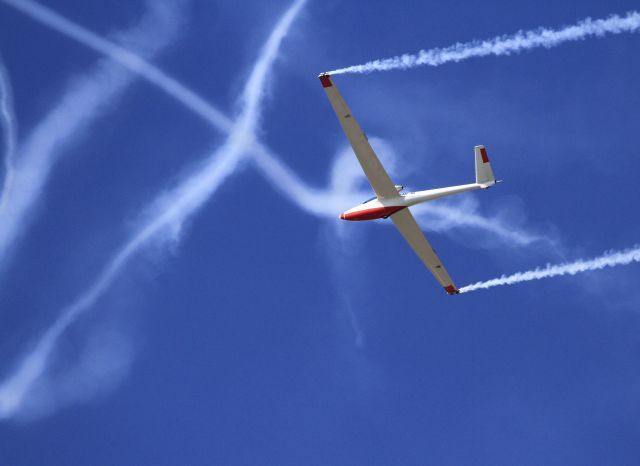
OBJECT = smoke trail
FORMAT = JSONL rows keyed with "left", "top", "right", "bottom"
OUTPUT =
{"left": 0, "top": 56, "right": 17, "bottom": 213}
{"left": 0, "top": 2, "right": 181, "bottom": 266}
{"left": 460, "top": 245, "right": 640, "bottom": 293}
{"left": 1, "top": 0, "right": 232, "bottom": 132}
{"left": 411, "top": 199, "right": 544, "bottom": 247}
{"left": 0, "top": 0, "right": 306, "bottom": 421}
{"left": 3, "top": 0, "right": 544, "bottom": 248}
{"left": 327, "top": 11, "right": 640, "bottom": 75}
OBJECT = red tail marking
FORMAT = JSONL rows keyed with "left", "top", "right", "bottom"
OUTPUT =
{"left": 480, "top": 147, "right": 489, "bottom": 163}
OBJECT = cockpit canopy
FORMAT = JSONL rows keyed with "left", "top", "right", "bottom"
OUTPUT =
{"left": 363, "top": 185, "right": 404, "bottom": 204}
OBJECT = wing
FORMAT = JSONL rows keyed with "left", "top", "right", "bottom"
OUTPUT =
{"left": 390, "top": 208, "right": 459, "bottom": 294}
{"left": 319, "top": 74, "right": 398, "bottom": 199}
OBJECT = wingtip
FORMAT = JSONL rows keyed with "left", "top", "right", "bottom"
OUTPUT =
{"left": 444, "top": 285, "right": 460, "bottom": 295}
{"left": 318, "top": 73, "right": 332, "bottom": 88}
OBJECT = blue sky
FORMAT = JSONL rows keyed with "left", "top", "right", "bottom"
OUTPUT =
{"left": 1, "top": 0, "right": 639, "bottom": 464}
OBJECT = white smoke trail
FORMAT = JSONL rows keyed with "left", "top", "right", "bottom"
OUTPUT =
{"left": 0, "top": 56, "right": 17, "bottom": 213}
{"left": 3, "top": 0, "right": 543, "bottom": 248}
{"left": 1, "top": 0, "right": 232, "bottom": 132}
{"left": 0, "top": 2, "right": 181, "bottom": 266}
{"left": 0, "top": 0, "right": 306, "bottom": 421}
{"left": 412, "top": 199, "right": 544, "bottom": 247}
{"left": 327, "top": 11, "right": 640, "bottom": 75}
{"left": 460, "top": 245, "right": 640, "bottom": 293}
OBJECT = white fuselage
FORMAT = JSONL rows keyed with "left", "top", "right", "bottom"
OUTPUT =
{"left": 340, "top": 181, "right": 494, "bottom": 221}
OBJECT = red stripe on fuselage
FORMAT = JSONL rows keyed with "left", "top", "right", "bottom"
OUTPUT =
{"left": 340, "top": 205, "right": 406, "bottom": 221}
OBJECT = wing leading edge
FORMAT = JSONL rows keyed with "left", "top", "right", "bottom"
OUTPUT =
{"left": 390, "top": 209, "right": 459, "bottom": 294}
{"left": 320, "top": 73, "right": 458, "bottom": 295}
{"left": 319, "top": 74, "right": 398, "bottom": 199}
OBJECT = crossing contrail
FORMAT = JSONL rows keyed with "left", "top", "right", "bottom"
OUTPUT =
{"left": 0, "top": 0, "right": 306, "bottom": 421}
{"left": 1, "top": 0, "right": 544, "bottom": 248}
{"left": 0, "top": 0, "right": 232, "bottom": 132}
{"left": 0, "top": 57, "right": 17, "bottom": 213}
{"left": 0, "top": 2, "right": 181, "bottom": 267}
{"left": 326, "top": 11, "right": 640, "bottom": 75}
{"left": 0, "top": 0, "right": 559, "bottom": 420}
{"left": 460, "top": 245, "right": 640, "bottom": 293}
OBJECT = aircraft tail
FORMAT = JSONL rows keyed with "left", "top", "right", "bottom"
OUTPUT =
{"left": 474, "top": 145, "right": 495, "bottom": 188}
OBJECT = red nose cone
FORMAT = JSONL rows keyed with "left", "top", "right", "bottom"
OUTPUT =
{"left": 340, "top": 212, "right": 345, "bottom": 220}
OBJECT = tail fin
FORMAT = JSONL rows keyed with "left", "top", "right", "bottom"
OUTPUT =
{"left": 474, "top": 145, "right": 495, "bottom": 188}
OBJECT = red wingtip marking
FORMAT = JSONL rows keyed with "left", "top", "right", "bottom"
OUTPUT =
{"left": 444, "top": 285, "right": 459, "bottom": 295}
{"left": 480, "top": 147, "right": 489, "bottom": 163}
{"left": 319, "top": 74, "right": 332, "bottom": 88}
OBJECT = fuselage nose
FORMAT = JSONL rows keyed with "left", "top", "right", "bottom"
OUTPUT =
{"left": 339, "top": 205, "right": 406, "bottom": 221}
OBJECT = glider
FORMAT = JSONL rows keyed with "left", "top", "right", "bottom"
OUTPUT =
{"left": 319, "top": 73, "right": 498, "bottom": 295}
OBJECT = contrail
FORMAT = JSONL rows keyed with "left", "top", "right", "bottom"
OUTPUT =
{"left": 460, "top": 245, "right": 640, "bottom": 293}
{"left": 0, "top": 2, "right": 181, "bottom": 266}
{"left": 0, "top": 0, "right": 232, "bottom": 132}
{"left": 0, "top": 56, "right": 17, "bottom": 213}
{"left": 412, "top": 199, "right": 545, "bottom": 247}
{"left": 327, "top": 11, "right": 640, "bottom": 75}
{"left": 2, "top": 0, "right": 543, "bottom": 248}
{"left": 0, "top": 0, "right": 306, "bottom": 421}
